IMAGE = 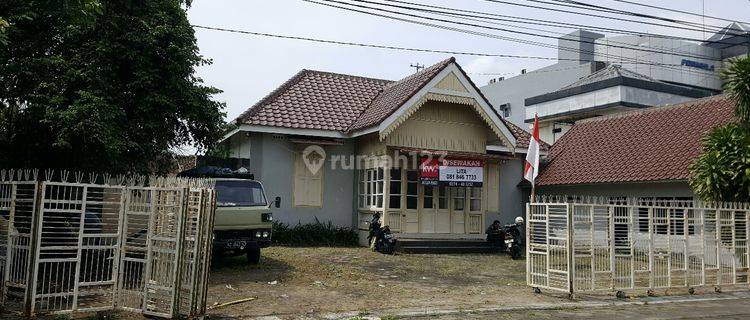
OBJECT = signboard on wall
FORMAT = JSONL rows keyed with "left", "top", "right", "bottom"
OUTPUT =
{"left": 681, "top": 59, "right": 715, "bottom": 71}
{"left": 420, "top": 157, "right": 484, "bottom": 187}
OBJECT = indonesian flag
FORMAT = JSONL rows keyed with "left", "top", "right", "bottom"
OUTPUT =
{"left": 524, "top": 115, "right": 540, "bottom": 183}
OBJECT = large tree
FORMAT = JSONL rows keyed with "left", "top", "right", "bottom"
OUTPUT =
{"left": 0, "top": 0, "right": 225, "bottom": 173}
{"left": 689, "top": 56, "right": 750, "bottom": 202}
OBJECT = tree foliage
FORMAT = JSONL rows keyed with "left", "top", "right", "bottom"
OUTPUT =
{"left": 689, "top": 56, "right": 750, "bottom": 202}
{"left": 689, "top": 124, "right": 750, "bottom": 202}
{"left": 0, "top": 0, "right": 225, "bottom": 173}
{"left": 721, "top": 56, "right": 750, "bottom": 127}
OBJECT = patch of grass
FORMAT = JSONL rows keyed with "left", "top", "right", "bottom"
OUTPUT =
{"left": 272, "top": 218, "right": 359, "bottom": 247}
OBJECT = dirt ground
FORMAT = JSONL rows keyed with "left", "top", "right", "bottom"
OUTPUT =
{"left": 206, "top": 247, "right": 566, "bottom": 319}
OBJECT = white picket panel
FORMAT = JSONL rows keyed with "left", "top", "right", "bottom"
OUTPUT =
{"left": 528, "top": 197, "right": 750, "bottom": 295}
{"left": 0, "top": 170, "right": 216, "bottom": 318}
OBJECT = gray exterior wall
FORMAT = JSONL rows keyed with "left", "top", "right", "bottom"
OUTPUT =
{"left": 480, "top": 62, "right": 594, "bottom": 127}
{"left": 486, "top": 158, "right": 526, "bottom": 226}
{"left": 537, "top": 181, "right": 694, "bottom": 199}
{"left": 558, "top": 30, "right": 605, "bottom": 64}
{"left": 225, "top": 134, "right": 531, "bottom": 229}
{"left": 226, "top": 133, "right": 357, "bottom": 228}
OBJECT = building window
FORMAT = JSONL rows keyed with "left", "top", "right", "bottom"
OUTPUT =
{"left": 453, "top": 187, "right": 465, "bottom": 211}
{"left": 358, "top": 168, "right": 383, "bottom": 209}
{"left": 406, "top": 170, "right": 419, "bottom": 209}
{"left": 423, "top": 186, "right": 434, "bottom": 209}
{"left": 389, "top": 168, "right": 402, "bottom": 209}
{"left": 469, "top": 187, "right": 482, "bottom": 212}
{"left": 438, "top": 186, "right": 448, "bottom": 209}
{"left": 499, "top": 103, "right": 511, "bottom": 118}
{"left": 293, "top": 151, "right": 323, "bottom": 207}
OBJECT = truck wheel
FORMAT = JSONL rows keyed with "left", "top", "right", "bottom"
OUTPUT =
{"left": 247, "top": 248, "right": 261, "bottom": 264}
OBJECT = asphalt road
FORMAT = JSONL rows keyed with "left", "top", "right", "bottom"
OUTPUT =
{"left": 413, "top": 297, "right": 750, "bottom": 320}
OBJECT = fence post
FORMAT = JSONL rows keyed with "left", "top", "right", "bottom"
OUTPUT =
{"left": 567, "top": 203, "right": 574, "bottom": 298}
{"left": 1, "top": 183, "right": 17, "bottom": 307}
{"left": 24, "top": 181, "right": 44, "bottom": 316}
{"left": 700, "top": 208, "right": 705, "bottom": 287}
{"left": 526, "top": 201, "right": 530, "bottom": 288}
{"left": 141, "top": 188, "right": 157, "bottom": 313}
{"left": 648, "top": 206, "right": 654, "bottom": 290}
{"left": 170, "top": 188, "right": 190, "bottom": 318}
{"left": 198, "top": 189, "right": 217, "bottom": 316}
{"left": 609, "top": 204, "right": 615, "bottom": 292}
{"left": 113, "top": 187, "right": 129, "bottom": 309}
{"left": 70, "top": 186, "right": 89, "bottom": 311}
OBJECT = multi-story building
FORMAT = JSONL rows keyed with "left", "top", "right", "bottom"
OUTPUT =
{"left": 481, "top": 23, "right": 750, "bottom": 144}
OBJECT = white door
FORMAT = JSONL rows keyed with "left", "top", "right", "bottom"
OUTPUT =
{"left": 402, "top": 170, "right": 420, "bottom": 233}
{"left": 435, "top": 186, "right": 451, "bottom": 233}
{"left": 419, "top": 185, "right": 436, "bottom": 233}
{"left": 451, "top": 187, "right": 466, "bottom": 234}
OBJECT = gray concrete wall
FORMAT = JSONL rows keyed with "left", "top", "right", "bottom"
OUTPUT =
{"left": 537, "top": 181, "right": 694, "bottom": 199}
{"left": 486, "top": 158, "right": 526, "bottom": 226}
{"left": 480, "top": 62, "right": 594, "bottom": 127}
{"left": 594, "top": 35, "right": 722, "bottom": 90}
{"left": 247, "top": 133, "right": 357, "bottom": 228}
{"left": 558, "top": 30, "right": 605, "bottom": 65}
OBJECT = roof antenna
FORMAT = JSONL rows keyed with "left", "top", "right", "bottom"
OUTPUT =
{"left": 410, "top": 63, "right": 424, "bottom": 73}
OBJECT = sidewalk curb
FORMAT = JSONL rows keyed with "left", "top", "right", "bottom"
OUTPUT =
{"left": 316, "top": 291, "right": 750, "bottom": 319}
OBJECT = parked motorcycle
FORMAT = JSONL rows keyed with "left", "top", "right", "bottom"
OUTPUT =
{"left": 486, "top": 217, "right": 524, "bottom": 259}
{"left": 367, "top": 213, "right": 396, "bottom": 254}
{"left": 503, "top": 217, "right": 525, "bottom": 260}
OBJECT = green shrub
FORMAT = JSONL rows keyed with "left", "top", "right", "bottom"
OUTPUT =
{"left": 272, "top": 217, "right": 359, "bottom": 247}
{"left": 689, "top": 123, "right": 750, "bottom": 202}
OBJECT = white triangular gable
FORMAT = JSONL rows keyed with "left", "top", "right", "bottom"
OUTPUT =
{"left": 377, "top": 63, "right": 517, "bottom": 151}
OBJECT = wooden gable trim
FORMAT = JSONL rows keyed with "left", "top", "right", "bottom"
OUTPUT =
{"left": 379, "top": 92, "right": 514, "bottom": 150}
{"left": 376, "top": 63, "right": 516, "bottom": 151}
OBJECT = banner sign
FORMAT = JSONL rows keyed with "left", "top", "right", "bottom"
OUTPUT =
{"left": 420, "top": 157, "right": 484, "bottom": 187}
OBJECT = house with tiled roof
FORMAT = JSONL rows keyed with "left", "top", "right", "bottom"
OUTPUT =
{"left": 536, "top": 94, "right": 736, "bottom": 199}
{"left": 222, "top": 58, "right": 546, "bottom": 243}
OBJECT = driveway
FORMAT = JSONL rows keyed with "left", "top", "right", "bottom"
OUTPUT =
{"left": 206, "top": 247, "right": 564, "bottom": 318}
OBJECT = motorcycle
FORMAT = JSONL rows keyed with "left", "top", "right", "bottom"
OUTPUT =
{"left": 503, "top": 217, "right": 525, "bottom": 260}
{"left": 367, "top": 213, "right": 396, "bottom": 254}
{"left": 487, "top": 218, "right": 524, "bottom": 258}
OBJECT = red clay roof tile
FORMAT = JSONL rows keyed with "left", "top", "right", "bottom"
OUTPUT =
{"left": 236, "top": 70, "right": 391, "bottom": 131}
{"left": 347, "top": 58, "right": 454, "bottom": 131}
{"left": 536, "top": 95, "right": 736, "bottom": 186}
{"left": 236, "top": 57, "right": 531, "bottom": 145}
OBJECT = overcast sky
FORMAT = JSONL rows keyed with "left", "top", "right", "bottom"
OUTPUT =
{"left": 187, "top": 0, "right": 750, "bottom": 122}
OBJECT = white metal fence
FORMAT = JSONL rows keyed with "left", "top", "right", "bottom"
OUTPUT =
{"left": 527, "top": 196, "right": 750, "bottom": 295}
{"left": 0, "top": 169, "right": 216, "bottom": 318}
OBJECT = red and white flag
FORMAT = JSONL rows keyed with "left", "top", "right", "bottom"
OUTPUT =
{"left": 524, "top": 115, "right": 541, "bottom": 183}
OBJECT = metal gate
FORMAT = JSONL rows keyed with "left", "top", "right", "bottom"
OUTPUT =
{"left": 527, "top": 197, "right": 750, "bottom": 295}
{"left": 0, "top": 170, "right": 216, "bottom": 318}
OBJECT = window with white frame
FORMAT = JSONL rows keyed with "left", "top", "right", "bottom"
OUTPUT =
{"left": 389, "top": 168, "right": 402, "bottom": 209}
{"left": 453, "top": 187, "right": 465, "bottom": 211}
{"left": 469, "top": 187, "right": 482, "bottom": 211}
{"left": 406, "top": 170, "right": 419, "bottom": 209}
{"left": 438, "top": 186, "right": 448, "bottom": 209}
{"left": 358, "top": 168, "right": 384, "bottom": 209}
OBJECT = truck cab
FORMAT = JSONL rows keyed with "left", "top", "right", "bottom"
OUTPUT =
{"left": 212, "top": 178, "right": 274, "bottom": 263}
